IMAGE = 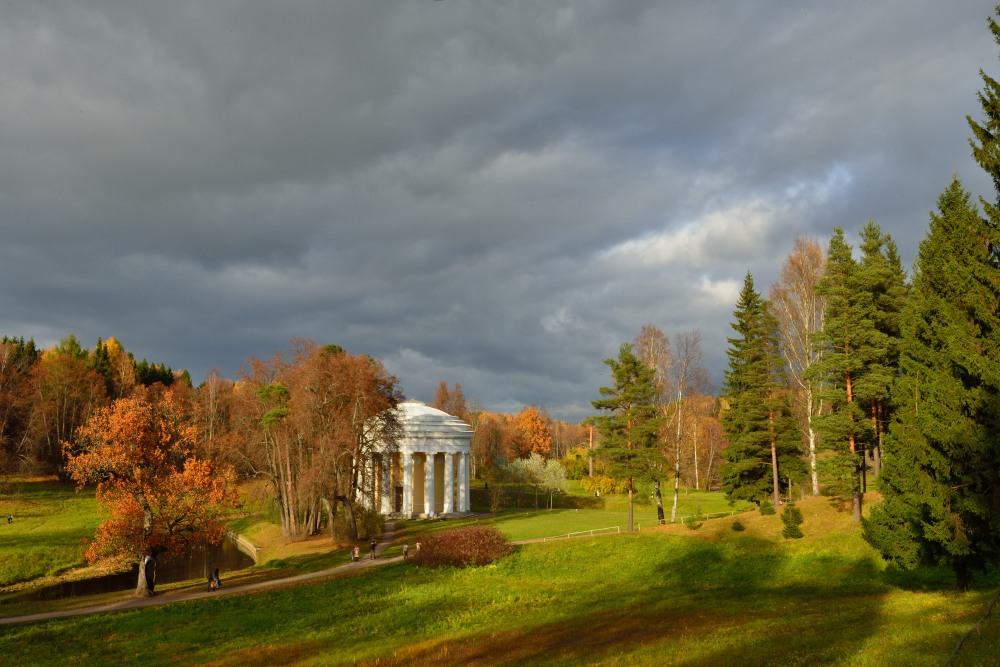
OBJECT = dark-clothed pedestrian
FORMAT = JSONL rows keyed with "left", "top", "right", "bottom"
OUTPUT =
{"left": 370, "top": 539, "right": 377, "bottom": 560}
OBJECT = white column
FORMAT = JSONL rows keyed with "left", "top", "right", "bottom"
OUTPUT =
{"left": 455, "top": 452, "right": 467, "bottom": 512}
{"left": 380, "top": 454, "right": 392, "bottom": 514}
{"left": 461, "top": 452, "right": 470, "bottom": 512}
{"left": 360, "top": 457, "right": 372, "bottom": 510}
{"left": 424, "top": 452, "right": 436, "bottom": 515}
{"left": 402, "top": 452, "right": 413, "bottom": 516}
{"left": 443, "top": 452, "right": 455, "bottom": 514}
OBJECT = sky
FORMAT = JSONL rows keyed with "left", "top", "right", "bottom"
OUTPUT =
{"left": 1, "top": 1, "right": 998, "bottom": 422}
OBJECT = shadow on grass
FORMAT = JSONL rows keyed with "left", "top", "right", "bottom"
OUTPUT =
{"left": 2, "top": 519, "right": 994, "bottom": 666}
{"left": 373, "top": 536, "right": 895, "bottom": 666}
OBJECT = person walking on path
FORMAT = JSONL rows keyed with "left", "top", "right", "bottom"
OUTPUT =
{"left": 403, "top": 543, "right": 409, "bottom": 560}
{"left": 213, "top": 568, "right": 221, "bottom": 590}
{"left": 352, "top": 546, "right": 360, "bottom": 562}
{"left": 369, "top": 539, "right": 377, "bottom": 560}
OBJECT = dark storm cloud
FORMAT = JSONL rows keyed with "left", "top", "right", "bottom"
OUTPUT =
{"left": 0, "top": 1, "right": 996, "bottom": 420}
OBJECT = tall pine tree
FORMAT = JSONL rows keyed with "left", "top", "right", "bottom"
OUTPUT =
{"left": 592, "top": 342, "right": 664, "bottom": 532}
{"left": 720, "top": 273, "right": 802, "bottom": 508}
{"left": 811, "top": 227, "right": 878, "bottom": 525}
{"left": 855, "top": 221, "right": 908, "bottom": 484}
{"left": 864, "top": 178, "right": 1000, "bottom": 590}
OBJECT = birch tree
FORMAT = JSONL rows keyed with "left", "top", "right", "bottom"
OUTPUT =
{"left": 669, "top": 330, "right": 709, "bottom": 523}
{"left": 769, "top": 237, "right": 826, "bottom": 495}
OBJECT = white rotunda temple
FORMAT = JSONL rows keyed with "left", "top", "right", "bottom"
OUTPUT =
{"left": 373, "top": 400, "right": 473, "bottom": 517}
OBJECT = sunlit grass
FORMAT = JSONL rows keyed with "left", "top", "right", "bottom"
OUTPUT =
{"left": 2, "top": 495, "right": 997, "bottom": 666}
{"left": 4, "top": 479, "right": 998, "bottom": 666}
{"left": 0, "top": 499, "right": 996, "bottom": 666}
{"left": 0, "top": 476, "right": 100, "bottom": 587}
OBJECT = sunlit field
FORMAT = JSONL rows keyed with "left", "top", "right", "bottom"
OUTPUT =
{"left": 1, "top": 493, "right": 997, "bottom": 666}
{"left": 0, "top": 476, "right": 100, "bottom": 588}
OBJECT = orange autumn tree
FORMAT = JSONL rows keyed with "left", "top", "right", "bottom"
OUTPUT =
{"left": 512, "top": 405, "right": 553, "bottom": 458}
{"left": 65, "top": 389, "right": 238, "bottom": 597}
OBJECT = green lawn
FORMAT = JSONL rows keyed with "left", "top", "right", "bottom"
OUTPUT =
{"left": 0, "top": 476, "right": 100, "bottom": 587}
{"left": 1, "top": 496, "right": 997, "bottom": 666}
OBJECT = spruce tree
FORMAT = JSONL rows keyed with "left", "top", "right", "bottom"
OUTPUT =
{"left": 864, "top": 178, "right": 1000, "bottom": 591}
{"left": 811, "top": 227, "right": 877, "bottom": 525}
{"left": 720, "top": 274, "right": 802, "bottom": 508}
{"left": 855, "top": 221, "right": 908, "bottom": 483}
{"left": 781, "top": 501, "right": 804, "bottom": 539}
{"left": 87, "top": 338, "right": 114, "bottom": 397}
{"left": 591, "top": 342, "right": 664, "bottom": 532}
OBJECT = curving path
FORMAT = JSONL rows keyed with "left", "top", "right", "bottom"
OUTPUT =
{"left": 1, "top": 519, "right": 630, "bottom": 627}
{"left": 0, "top": 522, "right": 401, "bottom": 627}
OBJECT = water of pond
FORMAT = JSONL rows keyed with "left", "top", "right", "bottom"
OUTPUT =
{"left": 3, "top": 538, "right": 254, "bottom": 603}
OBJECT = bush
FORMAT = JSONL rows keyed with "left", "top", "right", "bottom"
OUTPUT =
{"left": 412, "top": 525, "right": 512, "bottom": 568}
{"left": 759, "top": 501, "right": 776, "bottom": 516}
{"left": 560, "top": 447, "right": 590, "bottom": 480}
{"left": 731, "top": 519, "right": 745, "bottom": 532}
{"left": 355, "top": 507, "right": 385, "bottom": 541}
{"left": 781, "top": 501, "right": 804, "bottom": 539}
{"left": 579, "top": 475, "right": 628, "bottom": 496}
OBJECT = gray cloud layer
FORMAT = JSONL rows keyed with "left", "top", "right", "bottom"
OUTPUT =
{"left": 1, "top": 1, "right": 995, "bottom": 420}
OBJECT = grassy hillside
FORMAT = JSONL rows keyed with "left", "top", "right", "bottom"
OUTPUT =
{"left": 0, "top": 475, "right": 101, "bottom": 588}
{"left": 1, "top": 495, "right": 997, "bottom": 666}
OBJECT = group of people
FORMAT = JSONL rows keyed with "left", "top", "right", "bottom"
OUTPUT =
{"left": 349, "top": 539, "right": 418, "bottom": 561}
{"left": 351, "top": 542, "right": 379, "bottom": 562}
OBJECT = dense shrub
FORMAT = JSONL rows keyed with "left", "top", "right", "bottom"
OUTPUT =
{"left": 560, "top": 447, "right": 590, "bottom": 480}
{"left": 731, "top": 519, "right": 746, "bottom": 532}
{"left": 579, "top": 474, "right": 628, "bottom": 496}
{"left": 355, "top": 507, "right": 385, "bottom": 541}
{"left": 412, "top": 525, "right": 512, "bottom": 568}
{"left": 781, "top": 501, "right": 804, "bottom": 539}
{"left": 759, "top": 501, "right": 776, "bottom": 516}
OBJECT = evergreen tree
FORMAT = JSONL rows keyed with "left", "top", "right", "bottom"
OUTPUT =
{"left": 720, "top": 274, "right": 802, "bottom": 508}
{"left": 87, "top": 338, "right": 115, "bottom": 397}
{"left": 135, "top": 359, "right": 174, "bottom": 387}
{"left": 968, "top": 9, "right": 1000, "bottom": 214}
{"left": 55, "top": 333, "right": 88, "bottom": 360}
{"left": 855, "top": 221, "right": 908, "bottom": 484}
{"left": 1, "top": 336, "right": 40, "bottom": 365}
{"left": 810, "top": 228, "right": 877, "bottom": 525}
{"left": 591, "top": 342, "right": 664, "bottom": 531}
{"left": 781, "top": 501, "right": 804, "bottom": 539}
{"left": 864, "top": 179, "right": 1000, "bottom": 591}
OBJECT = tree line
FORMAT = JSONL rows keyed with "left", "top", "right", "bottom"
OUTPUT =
{"left": 1, "top": 336, "right": 404, "bottom": 595}
{"left": 716, "top": 11, "right": 1000, "bottom": 591}
{"left": 0, "top": 334, "right": 179, "bottom": 477}
{"left": 589, "top": 8, "right": 1000, "bottom": 591}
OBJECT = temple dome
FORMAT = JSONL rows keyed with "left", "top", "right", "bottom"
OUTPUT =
{"left": 397, "top": 400, "right": 473, "bottom": 437}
